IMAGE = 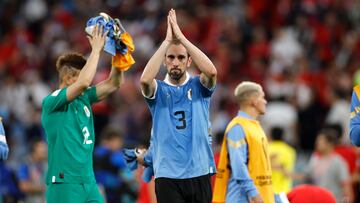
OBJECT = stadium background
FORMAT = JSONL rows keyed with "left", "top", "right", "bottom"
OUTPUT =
{"left": 0, "top": 0, "right": 359, "bottom": 202}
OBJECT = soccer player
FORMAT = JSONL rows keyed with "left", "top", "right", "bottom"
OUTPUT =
{"left": 139, "top": 9, "right": 217, "bottom": 203}
{"left": 213, "top": 81, "right": 274, "bottom": 203}
{"left": 350, "top": 85, "right": 360, "bottom": 146}
{"left": 0, "top": 117, "right": 8, "bottom": 160}
{"left": 42, "top": 25, "right": 124, "bottom": 203}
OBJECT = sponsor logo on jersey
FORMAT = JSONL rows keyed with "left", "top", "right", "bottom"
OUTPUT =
{"left": 83, "top": 106, "right": 90, "bottom": 117}
{"left": 187, "top": 88, "right": 192, "bottom": 100}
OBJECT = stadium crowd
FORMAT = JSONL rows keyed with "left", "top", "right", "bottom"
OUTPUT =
{"left": 0, "top": 0, "right": 359, "bottom": 202}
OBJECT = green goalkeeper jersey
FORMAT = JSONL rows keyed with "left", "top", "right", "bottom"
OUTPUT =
{"left": 42, "top": 87, "right": 98, "bottom": 184}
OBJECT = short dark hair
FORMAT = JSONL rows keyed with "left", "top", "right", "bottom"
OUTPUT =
{"left": 318, "top": 128, "right": 338, "bottom": 145}
{"left": 56, "top": 52, "right": 86, "bottom": 71}
{"left": 29, "top": 137, "right": 44, "bottom": 154}
{"left": 323, "top": 123, "right": 342, "bottom": 139}
{"left": 101, "top": 127, "right": 123, "bottom": 141}
{"left": 270, "top": 126, "right": 284, "bottom": 141}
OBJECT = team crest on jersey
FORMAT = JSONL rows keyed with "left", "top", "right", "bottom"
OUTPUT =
{"left": 187, "top": 89, "right": 192, "bottom": 100}
{"left": 83, "top": 106, "right": 90, "bottom": 117}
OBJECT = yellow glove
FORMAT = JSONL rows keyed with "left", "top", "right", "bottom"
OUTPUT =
{"left": 112, "top": 32, "right": 135, "bottom": 71}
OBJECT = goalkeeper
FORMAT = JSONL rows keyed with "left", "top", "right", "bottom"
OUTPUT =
{"left": 42, "top": 22, "right": 132, "bottom": 203}
{"left": 0, "top": 117, "right": 9, "bottom": 160}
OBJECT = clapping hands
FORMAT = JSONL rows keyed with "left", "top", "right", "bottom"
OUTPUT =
{"left": 165, "top": 9, "right": 185, "bottom": 43}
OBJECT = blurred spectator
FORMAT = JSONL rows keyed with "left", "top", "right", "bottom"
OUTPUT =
{"left": 17, "top": 137, "right": 47, "bottom": 203}
{"left": 270, "top": 28, "right": 303, "bottom": 75}
{"left": 304, "top": 129, "right": 353, "bottom": 203}
{"left": 0, "top": 161, "right": 23, "bottom": 203}
{"left": 354, "top": 148, "right": 360, "bottom": 202}
{"left": 262, "top": 95, "right": 298, "bottom": 146}
{"left": 325, "top": 123, "right": 359, "bottom": 202}
{"left": 268, "top": 127, "right": 296, "bottom": 194}
{"left": 326, "top": 71, "right": 352, "bottom": 144}
{"left": 93, "top": 127, "right": 138, "bottom": 203}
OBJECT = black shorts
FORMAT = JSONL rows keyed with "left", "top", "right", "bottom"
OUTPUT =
{"left": 155, "top": 174, "right": 212, "bottom": 203}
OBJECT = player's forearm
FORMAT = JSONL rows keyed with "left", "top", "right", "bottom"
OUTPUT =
{"left": 228, "top": 139, "right": 257, "bottom": 196}
{"left": 107, "top": 66, "right": 123, "bottom": 89}
{"left": 180, "top": 37, "right": 217, "bottom": 78}
{"left": 95, "top": 67, "right": 123, "bottom": 100}
{"left": 141, "top": 40, "right": 171, "bottom": 84}
{"left": 19, "top": 182, "right": 45, "bottom": 194}
{"left": 76, "top": 50, "right": 101, "bottom": 88}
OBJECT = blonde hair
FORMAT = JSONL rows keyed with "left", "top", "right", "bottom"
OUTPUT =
{"left": 234, "top": 81, "right": 262, "bottom": 104}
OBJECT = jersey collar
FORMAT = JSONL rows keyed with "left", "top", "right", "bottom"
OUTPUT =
{"left": 164, "top": 72, "right": 190, "bottom": 87}
{"left": 237, "top": 111, "right": 256, "bottom": 120}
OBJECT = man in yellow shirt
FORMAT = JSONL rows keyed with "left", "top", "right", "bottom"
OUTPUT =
{"left": 213, "top": 81, "right": 275, "bottom": 203}
{"left": 268, "top": 127, "right": 296, "bottom": 193}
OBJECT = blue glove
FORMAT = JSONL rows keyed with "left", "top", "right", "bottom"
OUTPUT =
{"left": 123, "top": 148, "right": 154, "bottom": 182}
{"left": 123, "top": 148, "right": 138, "bottom": 170}
{"left": 142, "top": 166, "right": 154, "bottom": 183}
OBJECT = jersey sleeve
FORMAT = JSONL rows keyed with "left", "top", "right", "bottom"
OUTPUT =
{"left": 195, "top": 76, "right": 215, "bottom": 98}
{"left": 84, "top": 86, "right": 98, "bottom": 104}
{"left": 227, "top": 124, "right": 259, "bottom": 199}
{"left": 143, "top": 80, "right": 160, "bottom": 107}
{"left": 350, "top": 86, "right": 360, "bottom": 146}
{"left": 42, "top": 88, "right": 68, "bottom": 113}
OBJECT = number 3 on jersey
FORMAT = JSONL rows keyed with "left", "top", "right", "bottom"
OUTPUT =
{"left": 82, "top": 126, "right": 93, "bottom": 145}
{"left": 174, "top": 111, "right": 186, "bottom": 129}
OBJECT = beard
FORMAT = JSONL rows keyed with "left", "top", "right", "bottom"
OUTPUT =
{"left": 169, "top": 68, "right": 185, "bottom": 81}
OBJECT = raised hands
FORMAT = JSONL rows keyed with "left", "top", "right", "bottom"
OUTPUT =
{"left": 87, "top": 24, "right": 108, "bottom": 53}
{"left": 166, "top": 9, "right": 185, "bottom": 42}
{"left": 165, "top": 15, "right": 174, "bottom": 43}
{"left": 169, "top": 9, "right": 185, "bottom": 41}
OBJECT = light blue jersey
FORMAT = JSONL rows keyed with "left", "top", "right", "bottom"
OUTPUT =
{"left": 350, "top": 86, "right": 360, "bottom": 146}
{"left": 144, "top": 73, "right": 216, "bottom": 179}
{"left": 226, "top": 112, "right": 259, "bottom": 203}
{"left": 226, "top": 112, "right": 282, "bottom": 203}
